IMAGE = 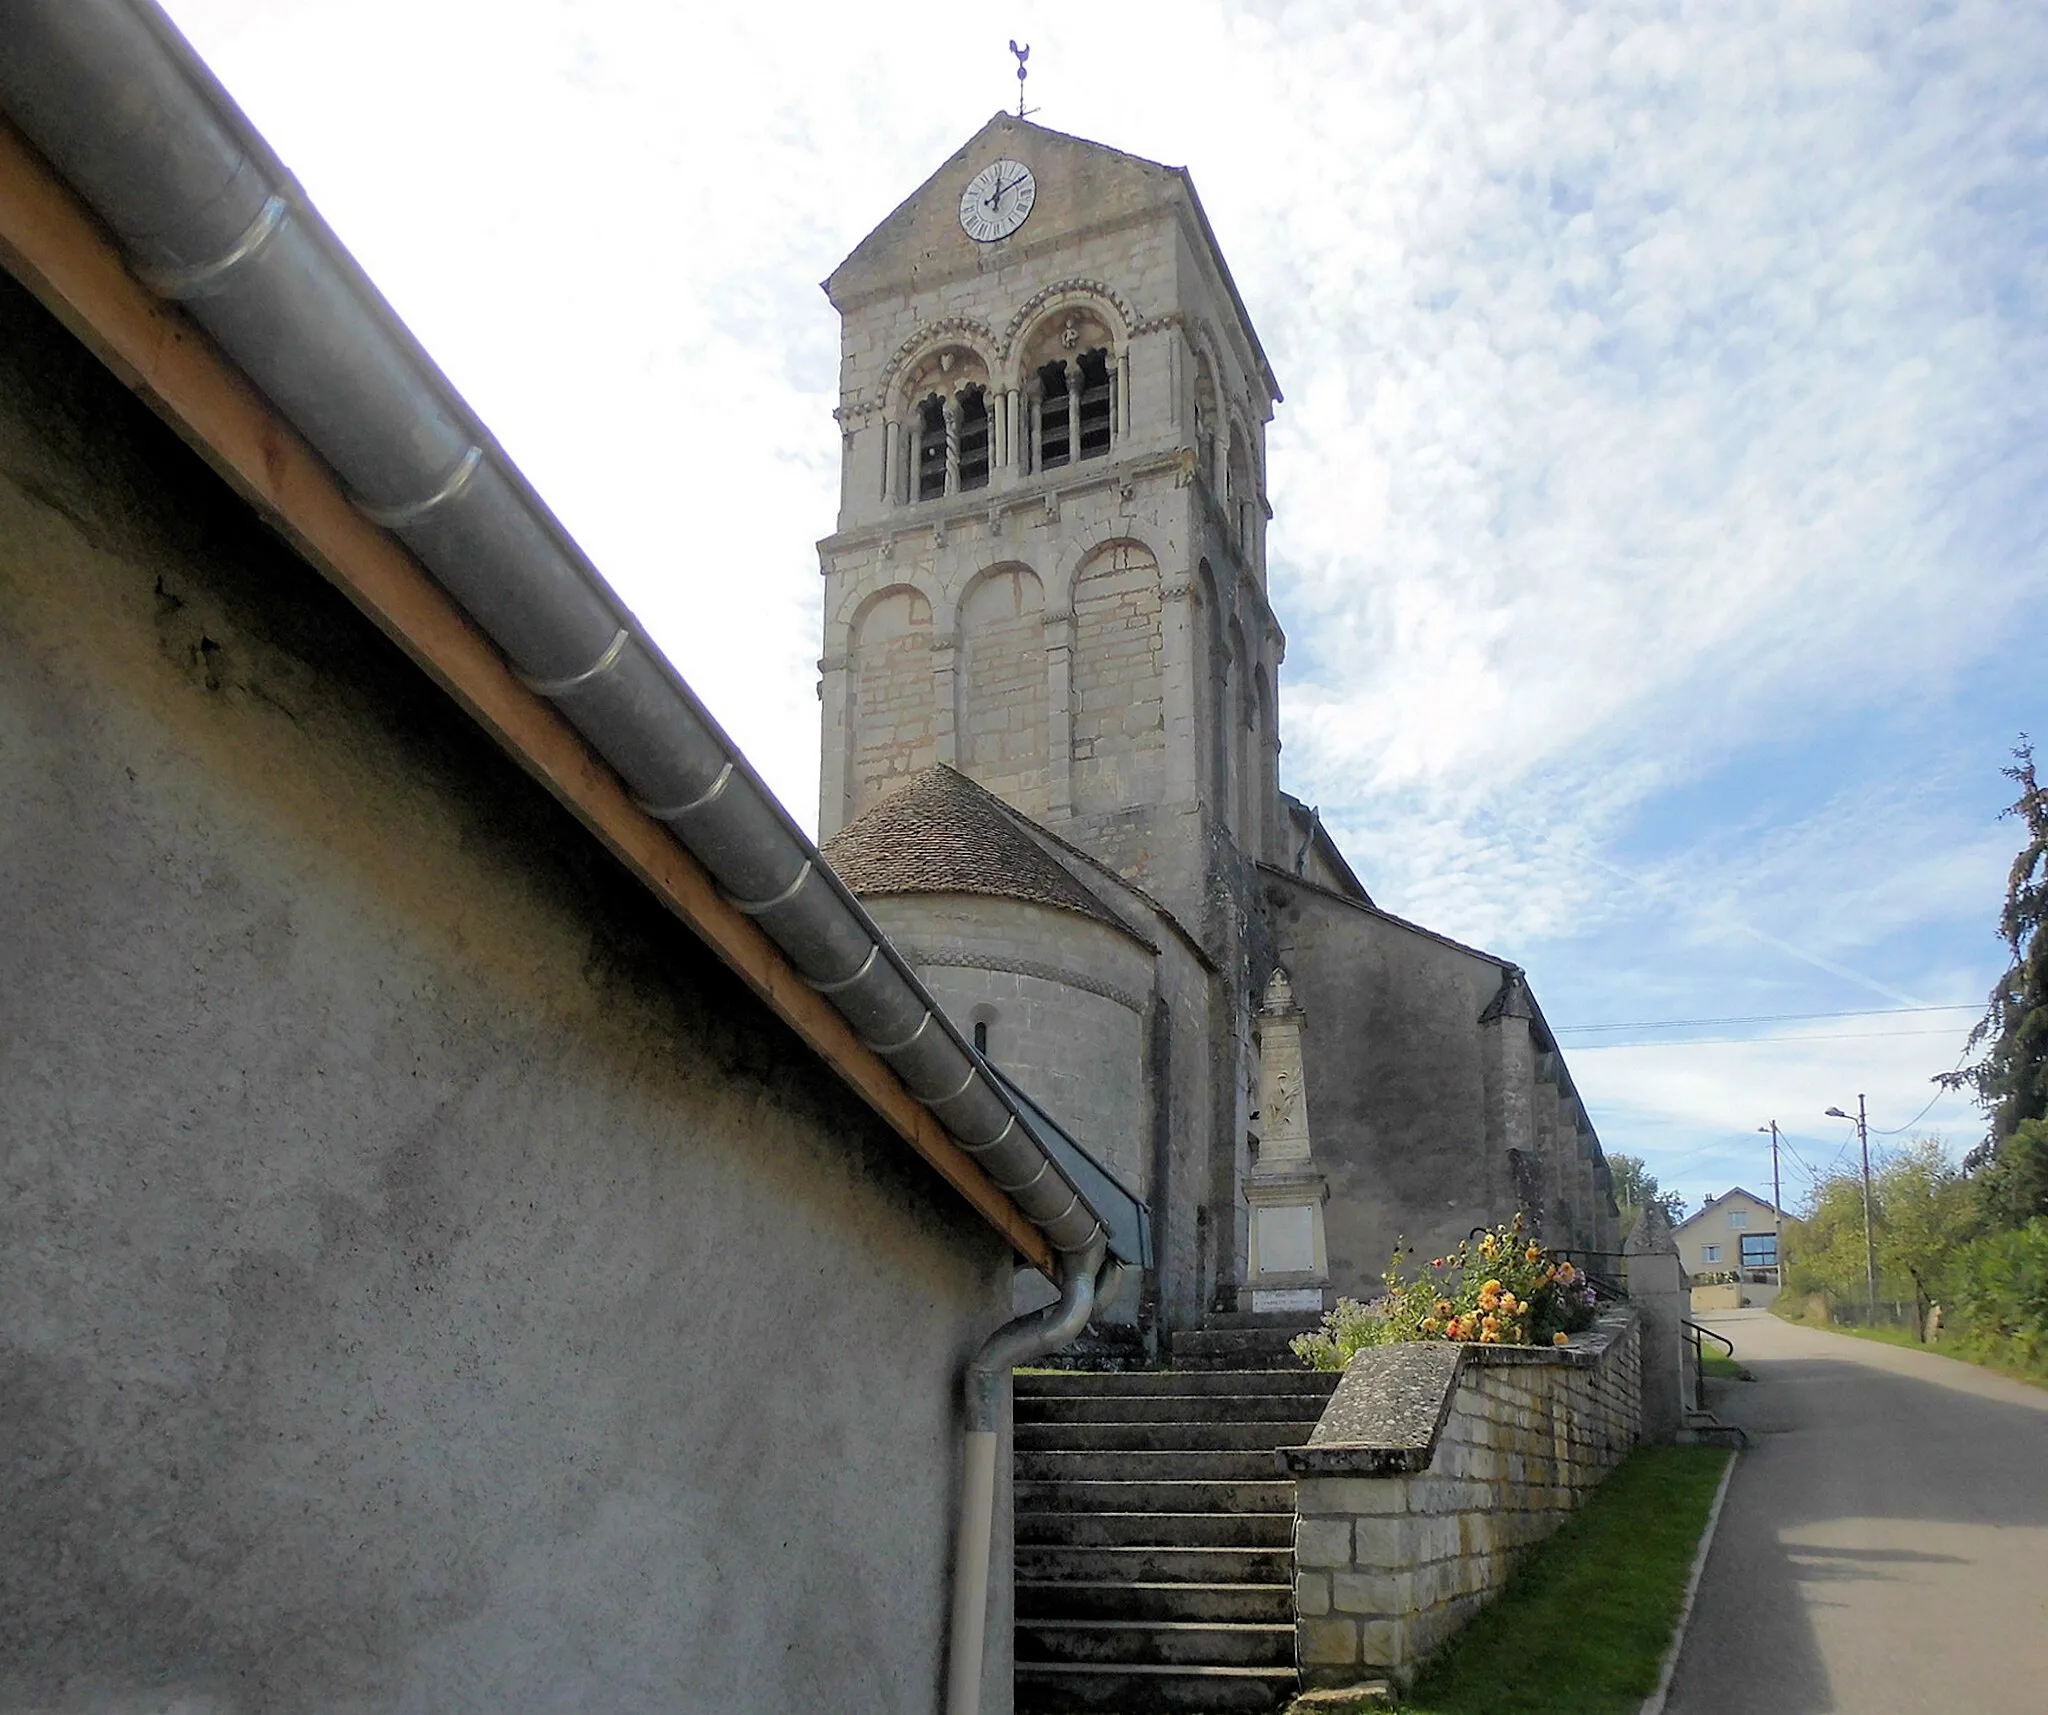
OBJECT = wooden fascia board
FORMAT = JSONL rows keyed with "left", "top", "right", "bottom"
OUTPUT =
{"left": 0, "top": 120, "right": 1053, "bottom": 1274}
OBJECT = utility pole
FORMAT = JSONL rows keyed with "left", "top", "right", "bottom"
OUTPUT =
{"left": 1826, "top": 1096, "right": 1878, "bottom": 1321}
{"left": 1757, "top": 1120, "right": 1784, "bottom": 1286}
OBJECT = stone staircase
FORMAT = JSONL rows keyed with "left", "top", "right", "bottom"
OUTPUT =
{"left": 1170, "top": 1310, "right": 1320, "bottom": 1372}
{"left": 1013, "top": 1364, "right": 1340, "bottom": 1713}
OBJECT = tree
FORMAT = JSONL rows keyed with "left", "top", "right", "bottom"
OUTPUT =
{"left": 1608, "top": 1154, "right": 1686, "bottom": 1244}
{"left": 1940, "top": 739, "right": 2048, "bottom": 1233}
{"left": 1782, "top": 1137, "right": 1973, "bottom": 1335}
{"left": 1876, "top": 1138, "right": 1976, "bottom": 1335}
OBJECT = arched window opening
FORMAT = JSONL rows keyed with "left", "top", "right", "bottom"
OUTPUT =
{"left": 973, "top": 1020, "right": 989, "bottom": 1056}
{"left": 958, "top": 386, "right": 990, "bottom": 491}
{"left": 1036, "top": 360, "right": 1072, "bottom": 470}
{"left": 1076, "top": 349, "right": 1114, "bottom": 458}
{"left": 915, "top": 394, "right": 947, "bottom": 501}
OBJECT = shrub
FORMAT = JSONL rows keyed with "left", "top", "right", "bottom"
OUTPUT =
{"left": 1291, "top": 1215, "right": 1601, "bottom": 1369}
{"left": 1946, "top": 1217, "right": 2048, "bottom": 1365}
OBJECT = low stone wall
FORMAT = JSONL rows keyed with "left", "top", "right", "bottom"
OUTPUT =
{"left": 1281, "top": 1309, "right": 1642, "bottom": 1688}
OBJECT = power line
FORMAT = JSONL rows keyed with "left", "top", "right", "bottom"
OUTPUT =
{"left": 1553, "top": 1003, "right": 1980, "bottom": 1036}
{"left": 1870, "top": 1086, "right": 1955, "bottom": 1135}
{"left": 1572, "top": 1026, "right": 1969, "bottom": 1050}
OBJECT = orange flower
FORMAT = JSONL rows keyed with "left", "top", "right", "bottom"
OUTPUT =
{"left": 1558, "top": 1262, "right": 1577, "bottom": 1284}
{"left": 1552, "top": 1332, "right": 1571, "bottom": 1347}
{"left": 1435, "top": 1300, "right": 1454, "bottom": 1318}
{"left": 1500, "top": 1293, "right": 1518, "bottom": 1313}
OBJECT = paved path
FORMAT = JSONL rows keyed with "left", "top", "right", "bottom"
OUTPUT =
{"left": 1664, "top": 1309, "right": 2048, "bottom": 1715}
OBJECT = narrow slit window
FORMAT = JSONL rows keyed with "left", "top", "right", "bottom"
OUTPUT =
{"left": 973, "top": 1020, "right": 989, "bottom": 1056}
{"left": 958, "top": 386, "right": 990, "bottom": 490}
{"left": 1037, "top": 361, "right": 1071, "bottom": 471}
{"left": 915, "top": 394, "right": 947, "bottom": 501}
{"left": 1076, "top": 348, "right": 1113, "bottom": 459}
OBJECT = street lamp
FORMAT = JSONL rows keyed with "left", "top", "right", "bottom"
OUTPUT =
{"left": 1756, "top": 1122, "right": 1784, "bottom": 1287}
{"left": 1825, "top": 1095, "right": 1877, "bottom": 1322}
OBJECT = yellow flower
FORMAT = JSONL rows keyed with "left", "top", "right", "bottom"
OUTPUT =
{"left": 1479, "top": 1328, "right": 1500, "bottom": 1344}
{"left": 1553, "top": 1332, "right": 1571, "bottom": 1347}
{"left": 1558, "top": 1262, "right": 1577, "bottom": 1284}
{"left": 1527, "top": 1245, "right": 1542, "bottom": 1262}
{"left": 1500, "top": 1292, "right": 1518, "bottom": 1312}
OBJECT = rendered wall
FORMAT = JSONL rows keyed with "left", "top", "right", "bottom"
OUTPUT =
{"left": 1267, "top": 878, "right": 1514, "bottom": 1287}
{"left": 0, "top": 277, "right": 1014, "bottom": 1715}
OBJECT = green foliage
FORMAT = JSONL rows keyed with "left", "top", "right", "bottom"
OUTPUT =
{"left": 1396, "top": 1446, "right": 1733, "bottom": 1715}
{"left": 1290, "top": 1217, "right": 1599, "bottom": 1369}
{"left": 1782, "top": 1137, "right": 1973, "bottom": 1318}
{"left": 1947, "top": 1218, "right": 2048, "bottom": 1367}
{"left": 1943, "top": 740, "right": 2048, "bottom": 1181}
{"left": 1607, "top": 1153, "right": 1686, "bottom": 1243}
{"left": 1970, "top": 1115, "right": 2048, "bottom": 1231}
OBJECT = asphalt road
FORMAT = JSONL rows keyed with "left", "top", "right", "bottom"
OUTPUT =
{"left": 1663, "top": 1309, "right": 2048, "bottom": 1715}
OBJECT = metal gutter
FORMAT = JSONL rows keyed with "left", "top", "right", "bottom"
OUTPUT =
{"left": 0, "top": 0, "right": 1148, "bottom": 1274}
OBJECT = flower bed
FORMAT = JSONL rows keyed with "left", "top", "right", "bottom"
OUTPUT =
{"left": 1292, "top": 1216, "right": 1601, "bottom": 1369}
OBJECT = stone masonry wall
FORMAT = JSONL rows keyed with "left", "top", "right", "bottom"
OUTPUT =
{"left": 1071, "top": 540, "right": 1165, "bottom": 815}
{"left": 848, "top": 584, "right": 936, "bottom": 817}
{"left": 959, "top": 566, "right": 1050, "bottom": 815}
{"left": 1284, "top": 1311, "right": 1642, "bottom": 1689}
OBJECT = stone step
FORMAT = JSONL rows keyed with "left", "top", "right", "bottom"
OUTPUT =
{"left": 1016, "top": 1544, "right": 1294, "bottom": 1585}
{"left": 1016, "top": 1509, "right": 1295, "bottom": 1549}
{"left": 1015, "top": 1661, "right": 1299, "bottom": 1714}
{"left": 1017, "top": 1368, "right": 1338, "bottom": 1398}
{"left": 1018, "top": 1478, "right": 1296, "bottom": 1516}
{"left": 1020, "top": 1390, "right": 1334, "bottom": 1425}
{"left": 1172, "top": 1329, "right": 1313, "bottom": 1371}
{"left": 1197, "top": 1310, "right": 1326, "bottom": 1331}
{"left": 1019, "top": 1617, "right": 1295, "bottom": 1669}
{"left": 1015, "top": 1418, "right": 1322, "bottom": 1453}
{"left": 1017, "top": 1448, "right": 1288, "bottom": 1484}
{"left": 1018, "top": 1578, "right": 1294, "bottom": 1625}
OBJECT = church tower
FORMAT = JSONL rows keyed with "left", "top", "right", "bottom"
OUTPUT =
{"left": 817, "top": 113, "right": 1285, "bottom": 937}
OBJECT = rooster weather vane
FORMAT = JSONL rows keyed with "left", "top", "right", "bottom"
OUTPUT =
{"left": 1009, "top": 40, "right": 1035, "bottom": 118}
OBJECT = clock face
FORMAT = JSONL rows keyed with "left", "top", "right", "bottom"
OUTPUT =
{"left": 959, "top": 159, "right": 1036, "bottom": 243}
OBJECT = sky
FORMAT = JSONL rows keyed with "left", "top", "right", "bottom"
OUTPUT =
{"left": 158, "top": 0, "right": 2046, "bottom": 1216}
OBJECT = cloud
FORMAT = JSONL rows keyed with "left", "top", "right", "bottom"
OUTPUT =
{"left": 160, "top": 0, "right": 2043, "bottom": 1175}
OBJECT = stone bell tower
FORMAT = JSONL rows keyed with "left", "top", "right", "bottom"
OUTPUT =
{"left": 815, "top": 113, "right": 1286, "bottom": 936}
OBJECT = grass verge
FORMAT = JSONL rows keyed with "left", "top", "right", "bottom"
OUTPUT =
{"left": 1377, "top": 1445, "right": 1732, "bottom": 1715}
{"left": 1772, "top": 1311, "right": 2048, "bottom": 1389}
{"left": 1698, "top": 1351, "right": 1752, "bottom": 1381}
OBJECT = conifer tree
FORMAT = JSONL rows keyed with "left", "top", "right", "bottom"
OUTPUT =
{"left": 1945, "top": 739, "right": 2048, "bottom": 1228}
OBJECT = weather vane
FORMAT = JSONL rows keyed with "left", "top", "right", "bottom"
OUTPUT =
{"left": 1009, "top": 40, "right": 1035, "bottom": 118}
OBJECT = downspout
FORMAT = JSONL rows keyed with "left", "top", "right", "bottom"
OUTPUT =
{"left": 946, "top": 1236, "right": 1124, "bottom": 1715}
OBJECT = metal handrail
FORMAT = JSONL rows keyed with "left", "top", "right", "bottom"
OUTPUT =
{"left": 1683, "top": 1318, "right": 1735, "bottom": 1391}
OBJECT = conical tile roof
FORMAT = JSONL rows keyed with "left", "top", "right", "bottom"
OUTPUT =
{"left": 821, "top": 767, "right": 1129, "bottom": 935}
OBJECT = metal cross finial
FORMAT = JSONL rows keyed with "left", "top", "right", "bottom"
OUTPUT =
{"left": 1009, "top": 40, "right": 1030, "bottom": 117}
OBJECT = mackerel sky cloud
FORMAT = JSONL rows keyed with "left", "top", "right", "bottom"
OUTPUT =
{"left": 162, "top": 0, "right": 2047, "bottom": 1210}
